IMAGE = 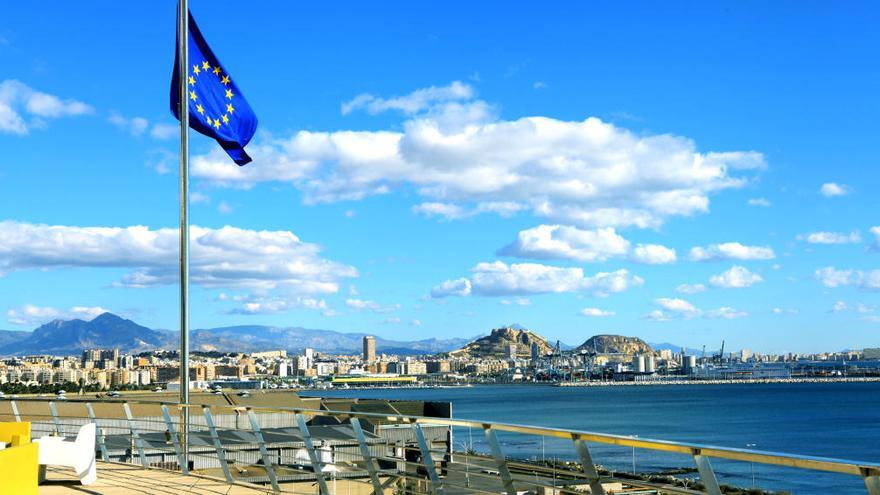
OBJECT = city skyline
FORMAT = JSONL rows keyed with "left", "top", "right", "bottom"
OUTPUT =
{"left": 1, "top": 2, "right": 879, "bottom": 355}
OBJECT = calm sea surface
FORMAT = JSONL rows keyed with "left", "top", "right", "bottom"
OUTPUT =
{"left": 307, "top": 382, "right": 880, "bottom": 494}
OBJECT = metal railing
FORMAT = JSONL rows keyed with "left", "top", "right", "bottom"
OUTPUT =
{"left": 1, "top": 396, "right": 878, "bottom": 495}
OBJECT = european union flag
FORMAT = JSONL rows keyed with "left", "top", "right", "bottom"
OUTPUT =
{"left": 171, "top": 9, "right": 257, "bottom": 165}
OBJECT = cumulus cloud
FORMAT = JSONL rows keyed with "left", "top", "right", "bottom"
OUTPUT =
{"left": 831, "top": 301, "right": 874, "bottom": 314}
{"left": 345, "top": 298, "right": 400, "bottom": 313}
{"left": 192, "top": 83, "right": 764, "bottom": 230}
{"left": 820, "top": 182, "right": 849, "bottom": 197}
{"left": 499, "top": 224, "right": 675, "bottom": 264}
{"left": 645, "top": 298, "right": 700, "bottom": 320}
{"left": 709, "top": 265, "right": 763, "bottom": 288}
{"left": 225, "top": 296, "right": 333, "bottom": 316}
{"left": 798, "top": 231, "right": 861, "bottom": 245}
{"left": 869, "top": 227, "right": 880, "bottom": 250}
{"left": 645, "top": 298, "right": 746, "bottom": 321}
{"left": 675, "top": 283, "right": 706, "bottom": 294}
{"left": 706, "top": 307, "right": 748, "bottom": 319}
{"left": 0, "top": 222, "right": 357, "bottom": 294}
{"left": 7, "top": 305, "right": 109, "bottom": 326}
{"left": 109, "top": 113, "right": 177, "bottom": 140}
{"left": 500, "top": 297, "right": 532, "bottom": 306}
{"left": 341, "top": 81, "right": 475, "bottom": 115}
{"left": 0, "top": 79, "right": 92, "bottom": 134}
{"left": 580, "top": 307, "right": 615, "bottom": 317}
{"left": 689, "top": 242, "right": 775, "bottom": 261}
{"left": 431, "top": 261, "right": 642, "bottom": 298}
{"left": 814, "top": 267, "right": 880, "bottom": 291}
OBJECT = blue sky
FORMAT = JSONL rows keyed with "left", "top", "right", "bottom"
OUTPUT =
{"left": 1, "top": 1, "right": 878, "bottom": 353}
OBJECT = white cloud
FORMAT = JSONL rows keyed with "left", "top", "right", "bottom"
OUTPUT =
{"left": 533, "top": 81, "right": 548, "bottom": 90}
{"left": 772, "top": 307, "right": 798, "bottom": 315}
{"left": 431, "top": 261, "right": 642, "bottom": 298}
{"left": 0, "top": 221, "right": 357, "bottom": 294}
{"left": 747, "top": 198, "right": 771, "bottom": 207}
{"left": 580, "top": 307, "right": 615, "bottom": 317}
{"left": 0, "top": 79, "right": 92, "bottom": 134}
{"left": 413, "top": 201, "right": 527, "bottom": 220}
{"left": 645, "top": 297, "right": 700, "bottom": 320}
{"left": 109, "top": 113, "right": 149, "bottom": 136}
{"left": 109, "top": 113, "right": 177, "bottom": 140}
{"left": 430, "top": 278, "right": 472, "bottom": 298}
{"left": 820, "top": 182, "right": 850, "bottom": 197}
{"left": 410, "top": 319, "right": 422, "bottom": 327}
{"left": 383, "top": 317, "right": 402, "bottom": 324}
{"left": 631, "top": 244, "right": 677, "bottom": 264}
{"left": 815, "top": 267, "right": 880, "bottom": 291}
{"left": 190, "top": 192, "right": 211, "bottom": 204}
{"left": 226, "top": 296, "right": 332, "bottom": 316}
{"left": 706, "top": 307, "right": 748, "bottom": 319}
{"left": 345, "top": 298, "right": 400, "bottom": 313}
{"left": 150, "top": 123, "right": 177, "bottom": 140}
{"left": 709, "top": 265, "right": 763, "bottom": 288}
{"left": 499, "top": 224, "right": 675, "bottom": 264}
{"left": 192, "top": 83, "right": 764, "bottom": 230}
{"left": 870, "top": 226, "right": 880, "bottom": 250}
{"left": 341, "top": 81, "right": 475, "bottom": 115}
{"left": 675, "top": 283, "right": 706, "bottom": 294}
{"left": 689, "top": 242, "right": 775, "bottom": 261}
{"left": 831, "top": 301, "right": 875, "bottom": 314}
{"left": 217, "top": 201, "right": 233, "bottom": 214}
{"left": 500, "top": 297, "right": 532, "bottom": 306}
{"left": 7, "top": 305, "right": 109, "bottom": 326}
{"left": 798, "top": 231, "right": 861, "bottom": 244}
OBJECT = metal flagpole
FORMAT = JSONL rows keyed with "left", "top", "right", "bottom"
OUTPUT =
{"left": 177, "top": 0, "right": 191, "bottom": 471}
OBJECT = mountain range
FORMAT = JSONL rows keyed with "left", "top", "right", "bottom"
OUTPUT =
{"left": 0, "top": 313, "right": 472, "bottom": 357}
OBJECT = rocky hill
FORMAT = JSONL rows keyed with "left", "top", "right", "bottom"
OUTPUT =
{"left": 576, "top": 334, "right": 654, "bottom": 356}
{"left": 451, "top": 326, "right": 553, "bottom": 359}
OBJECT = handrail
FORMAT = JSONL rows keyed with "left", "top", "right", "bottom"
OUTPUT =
{"left": 2, "top": 396, "right": 879, "bottom": 491}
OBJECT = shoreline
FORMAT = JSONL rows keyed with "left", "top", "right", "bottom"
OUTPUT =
{"left": 553, "top": 376, "right": 880, "bottom": 387}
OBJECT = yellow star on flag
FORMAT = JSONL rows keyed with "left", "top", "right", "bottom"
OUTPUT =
{"left": 189, "top": 90, "right": 197, "bottom": 101}
{"left": 222, "top": 114, "right": 230, "bottom": 124}
{"left": 213, "top": 118, "right": 221, "bottom": 129}
{"left": 226, "top": 103, "right": 234, "bottom": 114}
{"left": 202, "top": 60, "right": 210, "bottom": 70}
{"left": 220, "top": 75, "right": 230, "bottom": 85}
{"left": 213, "top": 66, "right": 222, "bottom": 75}
{"left": 225, "top": 89, "right": 233, "bottom": 99}
{"left": 196, "top": 104, "right": 204, "bottom": 114}
{"left": 192, "top": 64, "right": 200, "bottom": 75}
{"left": 188, "top": 76, "right": 195, "bottom": 86}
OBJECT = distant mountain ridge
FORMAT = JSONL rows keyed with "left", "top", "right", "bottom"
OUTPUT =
{"left": 0, "top": 313, "right": 164, "bottom": 356}
{"left": 0, "top": 313, "right": 470, "bottom": 357}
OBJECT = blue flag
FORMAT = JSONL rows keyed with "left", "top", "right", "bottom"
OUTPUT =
{"left": 171, "top": 9, "right": 257, "bottom": 165}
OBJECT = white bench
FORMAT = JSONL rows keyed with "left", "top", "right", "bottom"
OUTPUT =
{"left": 35, "top": 422, "right": 97, "bottom": 485}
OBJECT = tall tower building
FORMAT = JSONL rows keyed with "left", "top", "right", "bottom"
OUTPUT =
{"left": 363, "top": 336, "right": 376, "bottom": 363}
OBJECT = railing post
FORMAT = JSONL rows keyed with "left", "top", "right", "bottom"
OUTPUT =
{"left": 247, "top": 408, "right": 280, "bottom": 494}
{"left": 9, "top": 400, "right": 20, "bottom": 422}
{"left": 412, "top": 422, "right": 445, "bottom": 495}
{"left": 203, "top": 406, "right": 234, "bottom": 484}
{"left": 122, "top": 402, "right": 149, "bottom": 468}
{"left": 864, "top": 468, "right": 880, "bottom": 495}
{"left": 572, "top": 437, "right": 606, "bottom": 495}
{"left": 161, "top": 404, "right": 188, "bottom": 475}
{"left": 693, "top": 450, "right": 722, "bottom": 495}
{"left": 86, "top": 403, "right": 110, "bottom": 462}
{"left": 295, "top": 413, "right": 330, "bottom": 495}
{"left": 48, "top": 401, "right": 62, "bottom": 436}
{"left": 483, "top": 425, "right": 516, "bottom": 495}
{"left": 351, "top": 418, "right": 385, "bottom": 495}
